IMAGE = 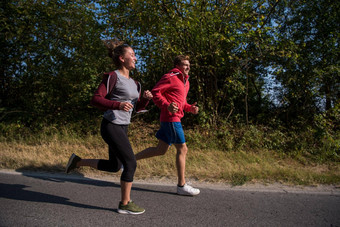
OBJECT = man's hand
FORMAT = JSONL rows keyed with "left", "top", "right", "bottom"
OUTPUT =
{"left": 190, "top": 102, "right": 199, "bottom": 114}
{"left": 119, "top": 102, "right": 134, "bottom": 112}
{"left": 167, "top": 102, "right": 179, "bottom": 114}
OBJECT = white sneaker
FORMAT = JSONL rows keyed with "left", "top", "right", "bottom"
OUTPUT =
{"left": 177, "top": 184, "right": 200, "bottom": 196}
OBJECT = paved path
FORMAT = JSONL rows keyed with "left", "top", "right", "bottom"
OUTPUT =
{"left": 0, "top": 170, "right": 339, "bottom": 226}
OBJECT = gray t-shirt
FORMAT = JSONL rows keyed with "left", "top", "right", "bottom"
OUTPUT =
{"left": 103, "top": 70, "right": 139, "bottom": 125}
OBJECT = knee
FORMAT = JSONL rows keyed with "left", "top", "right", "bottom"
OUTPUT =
{"left": 177, "top": 146, "right": 188, "bottom": 155}
{"left": 124, "top": 159, "right": 137, "bottom": 174}
{"left": 130, "top": 159, "right": 137, "bottom": 171}
{"left": 97, "top": 160, "right": 121, "bottom": 172}
{"left": 121, "top": 159, "right": 136, "bottom": 182}
{"left": 156, "top": 144, "right": 169, "bottom": 156}
{"left": 158, "top": 148, "right": 168, "bottom": 156}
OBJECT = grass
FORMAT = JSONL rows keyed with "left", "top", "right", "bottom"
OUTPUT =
{"left": 0, "top": 121, "right": 339, "bottom": 186}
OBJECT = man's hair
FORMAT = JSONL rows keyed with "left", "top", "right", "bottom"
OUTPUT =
{"left": 174, "top": 55, "right": 190, "bottom": 67}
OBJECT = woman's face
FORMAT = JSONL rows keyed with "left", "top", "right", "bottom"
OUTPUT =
{"left": 120, "top": 47, "right": 137, "bottom": 70}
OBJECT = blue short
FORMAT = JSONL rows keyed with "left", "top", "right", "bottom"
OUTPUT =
{"left": 156, "top": 122, "right": 185, "bottom": 145}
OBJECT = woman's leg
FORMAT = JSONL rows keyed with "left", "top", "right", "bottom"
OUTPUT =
{"left": 96, "top": 146, "right": 122, "bottom": 172}
{"left": 76, "top": 159, "right": 99, "bottom": 169}
{"left": 100, "top": 120, "right": 137, "bottom": 204}
{"left": 120, "top": 180, "right": 132, "bottom": 205}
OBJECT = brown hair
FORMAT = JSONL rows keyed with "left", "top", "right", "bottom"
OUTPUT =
{"left": 173, "top": 55, "right": 190, "bottom": 68}
{"left": 103, "top": 39, "right": 131, "bottom": 68}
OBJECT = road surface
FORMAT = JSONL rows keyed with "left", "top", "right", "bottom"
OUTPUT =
{"left": 0, "top": 170, "right": 339, "bottom": 226}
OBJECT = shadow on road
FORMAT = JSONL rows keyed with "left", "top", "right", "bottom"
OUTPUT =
{"left": 1, "top": 169, "right": 176, "bottom": 214}
{"left": 14, "top": 168, "right": 178, "bottom": 196}
{"left": 0, "top": 182, "right": 117, "bottom": 212}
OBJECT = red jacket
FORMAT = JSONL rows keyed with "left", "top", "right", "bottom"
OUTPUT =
{"left": 152, "top": 68, "right": 192, "bottom": 122}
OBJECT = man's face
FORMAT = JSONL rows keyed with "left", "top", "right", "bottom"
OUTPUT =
{"left": 176, "top": 60, "right": 190, "bottom": 76}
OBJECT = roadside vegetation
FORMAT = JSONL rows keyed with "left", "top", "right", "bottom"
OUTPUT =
{"left": 1, "top": 1, "right": 339, "bottom": 186}
{"left": 1, "top": 116, "right": 338, "bottom": 186}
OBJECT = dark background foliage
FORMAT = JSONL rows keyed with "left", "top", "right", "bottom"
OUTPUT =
{"left": 1, "top": 0, "right": 339, "bottom": 141}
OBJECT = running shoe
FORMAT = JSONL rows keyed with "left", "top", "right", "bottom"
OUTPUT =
{"left": 65, "top": 153, "right": 81, "bottom": 173}
{"left": 118, "top": 201, "right": 145, "bottom": 215}
{"left": 177, "top": 184, "right": 200, "bottom": 196}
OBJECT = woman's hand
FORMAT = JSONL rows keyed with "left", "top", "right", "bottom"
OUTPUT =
{"left": 119, "top": 102, "right": 134, "bottom": 112}
{"left": 143, "top": 90, "right": 153, "bottom": 100}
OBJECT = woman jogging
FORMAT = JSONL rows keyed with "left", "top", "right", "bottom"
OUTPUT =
{"left": 65, "top": 40, "right": 153, "bottom": 215}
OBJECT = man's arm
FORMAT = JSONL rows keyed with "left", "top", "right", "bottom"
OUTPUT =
{"left": 151, "top": 75, "right": 172, "bottom": 109}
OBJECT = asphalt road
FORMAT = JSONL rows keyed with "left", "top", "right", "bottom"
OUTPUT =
{"left": 0, "top": 170, "right": 339, "bottom": 227}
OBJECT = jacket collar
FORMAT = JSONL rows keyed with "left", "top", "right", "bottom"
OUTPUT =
{"left": 169, "top": 68, "right": 189, "bottom": 82}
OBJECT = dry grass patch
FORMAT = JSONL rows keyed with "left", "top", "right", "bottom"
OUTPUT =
{"left": 0, "top": 139, "right": 339, "bottom": 186}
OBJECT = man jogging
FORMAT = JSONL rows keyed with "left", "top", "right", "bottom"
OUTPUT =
{"left": 135, "top": 55, "right": 200, "bottom": 196}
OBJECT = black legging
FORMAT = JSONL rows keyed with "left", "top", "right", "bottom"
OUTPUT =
{"left": 97, "top": 118, "right": 136, "bottom": 182}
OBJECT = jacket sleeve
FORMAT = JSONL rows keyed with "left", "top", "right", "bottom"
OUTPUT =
{"left": 183, "top": 82, "right": 192, "bottom": 112}
{"left": 183, "top": 102, "right": 192, "bottom": 112}
{"left": 135, "top": 82, "right": 150, "bottom": 112}
{"left": 151, "top": 75, "right": 172, "bottom": 109}
{"left": 90, "top": 77, "right": 121, "bottom": 111}
{"left": 136, "top": 96, "right": 150, "bottom": 112}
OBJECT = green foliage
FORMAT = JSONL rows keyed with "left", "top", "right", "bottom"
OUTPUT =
{"left": 99, "top": 0, "right": 280, "bottom": 125}
{"left": 270, "top": 0, "right": 340, "bottom": 126}
{"left": 1, "top": 0, "right": 338, "bottom": 163}
{"left": 312, "top": 103, "right": 340, "bottom": 161}
{"left": 184, "top": 119, "right": 339, "bottom": 162}
{"left": 1, "top": 0, "right": 108, "bottom": 125}
{"left": 96, "top": 0, "right": 339, "bottom": 128}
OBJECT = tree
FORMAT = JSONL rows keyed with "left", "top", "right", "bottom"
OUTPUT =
{"left": 271, "top": 0, "right": 340, "bottom": 125}
{"left": 1, "top": 0, "right": 107, "bottom": 125}
{"left": 99, "top": 0, "right": 279, "bottom": 125}
{"left": 2, "top": 0, "right": 337, "bottom": 131}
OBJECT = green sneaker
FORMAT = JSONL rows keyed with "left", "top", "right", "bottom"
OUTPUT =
{"left": 118, "top": 201, "right": 145, "bottom": 215}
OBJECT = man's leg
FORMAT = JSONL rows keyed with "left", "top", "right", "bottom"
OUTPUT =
{"left": 135, "top": 139, "right": 170, "bottom": 160}
{"left": 174, "top": 143, "right": 200, "bottom": 196}
{"left": 174, "top": 143, "right": 188, "bottom": 186}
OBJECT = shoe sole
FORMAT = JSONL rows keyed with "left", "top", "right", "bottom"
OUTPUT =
{"left": 177, "top": 192, "right": 200, "bottom": 196}
{"left": 117, "top": 209, "right": 145, "bottom": 215}
{"left": 65, "top": 153, "right": 76, "bottom": 173}
{"left": 177, "top": 189, "right": 200, "bottom": 196}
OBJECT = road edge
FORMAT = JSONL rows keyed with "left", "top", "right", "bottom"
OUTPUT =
{"left": 1, "top": 168, "right": 339, "bottom": 195}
